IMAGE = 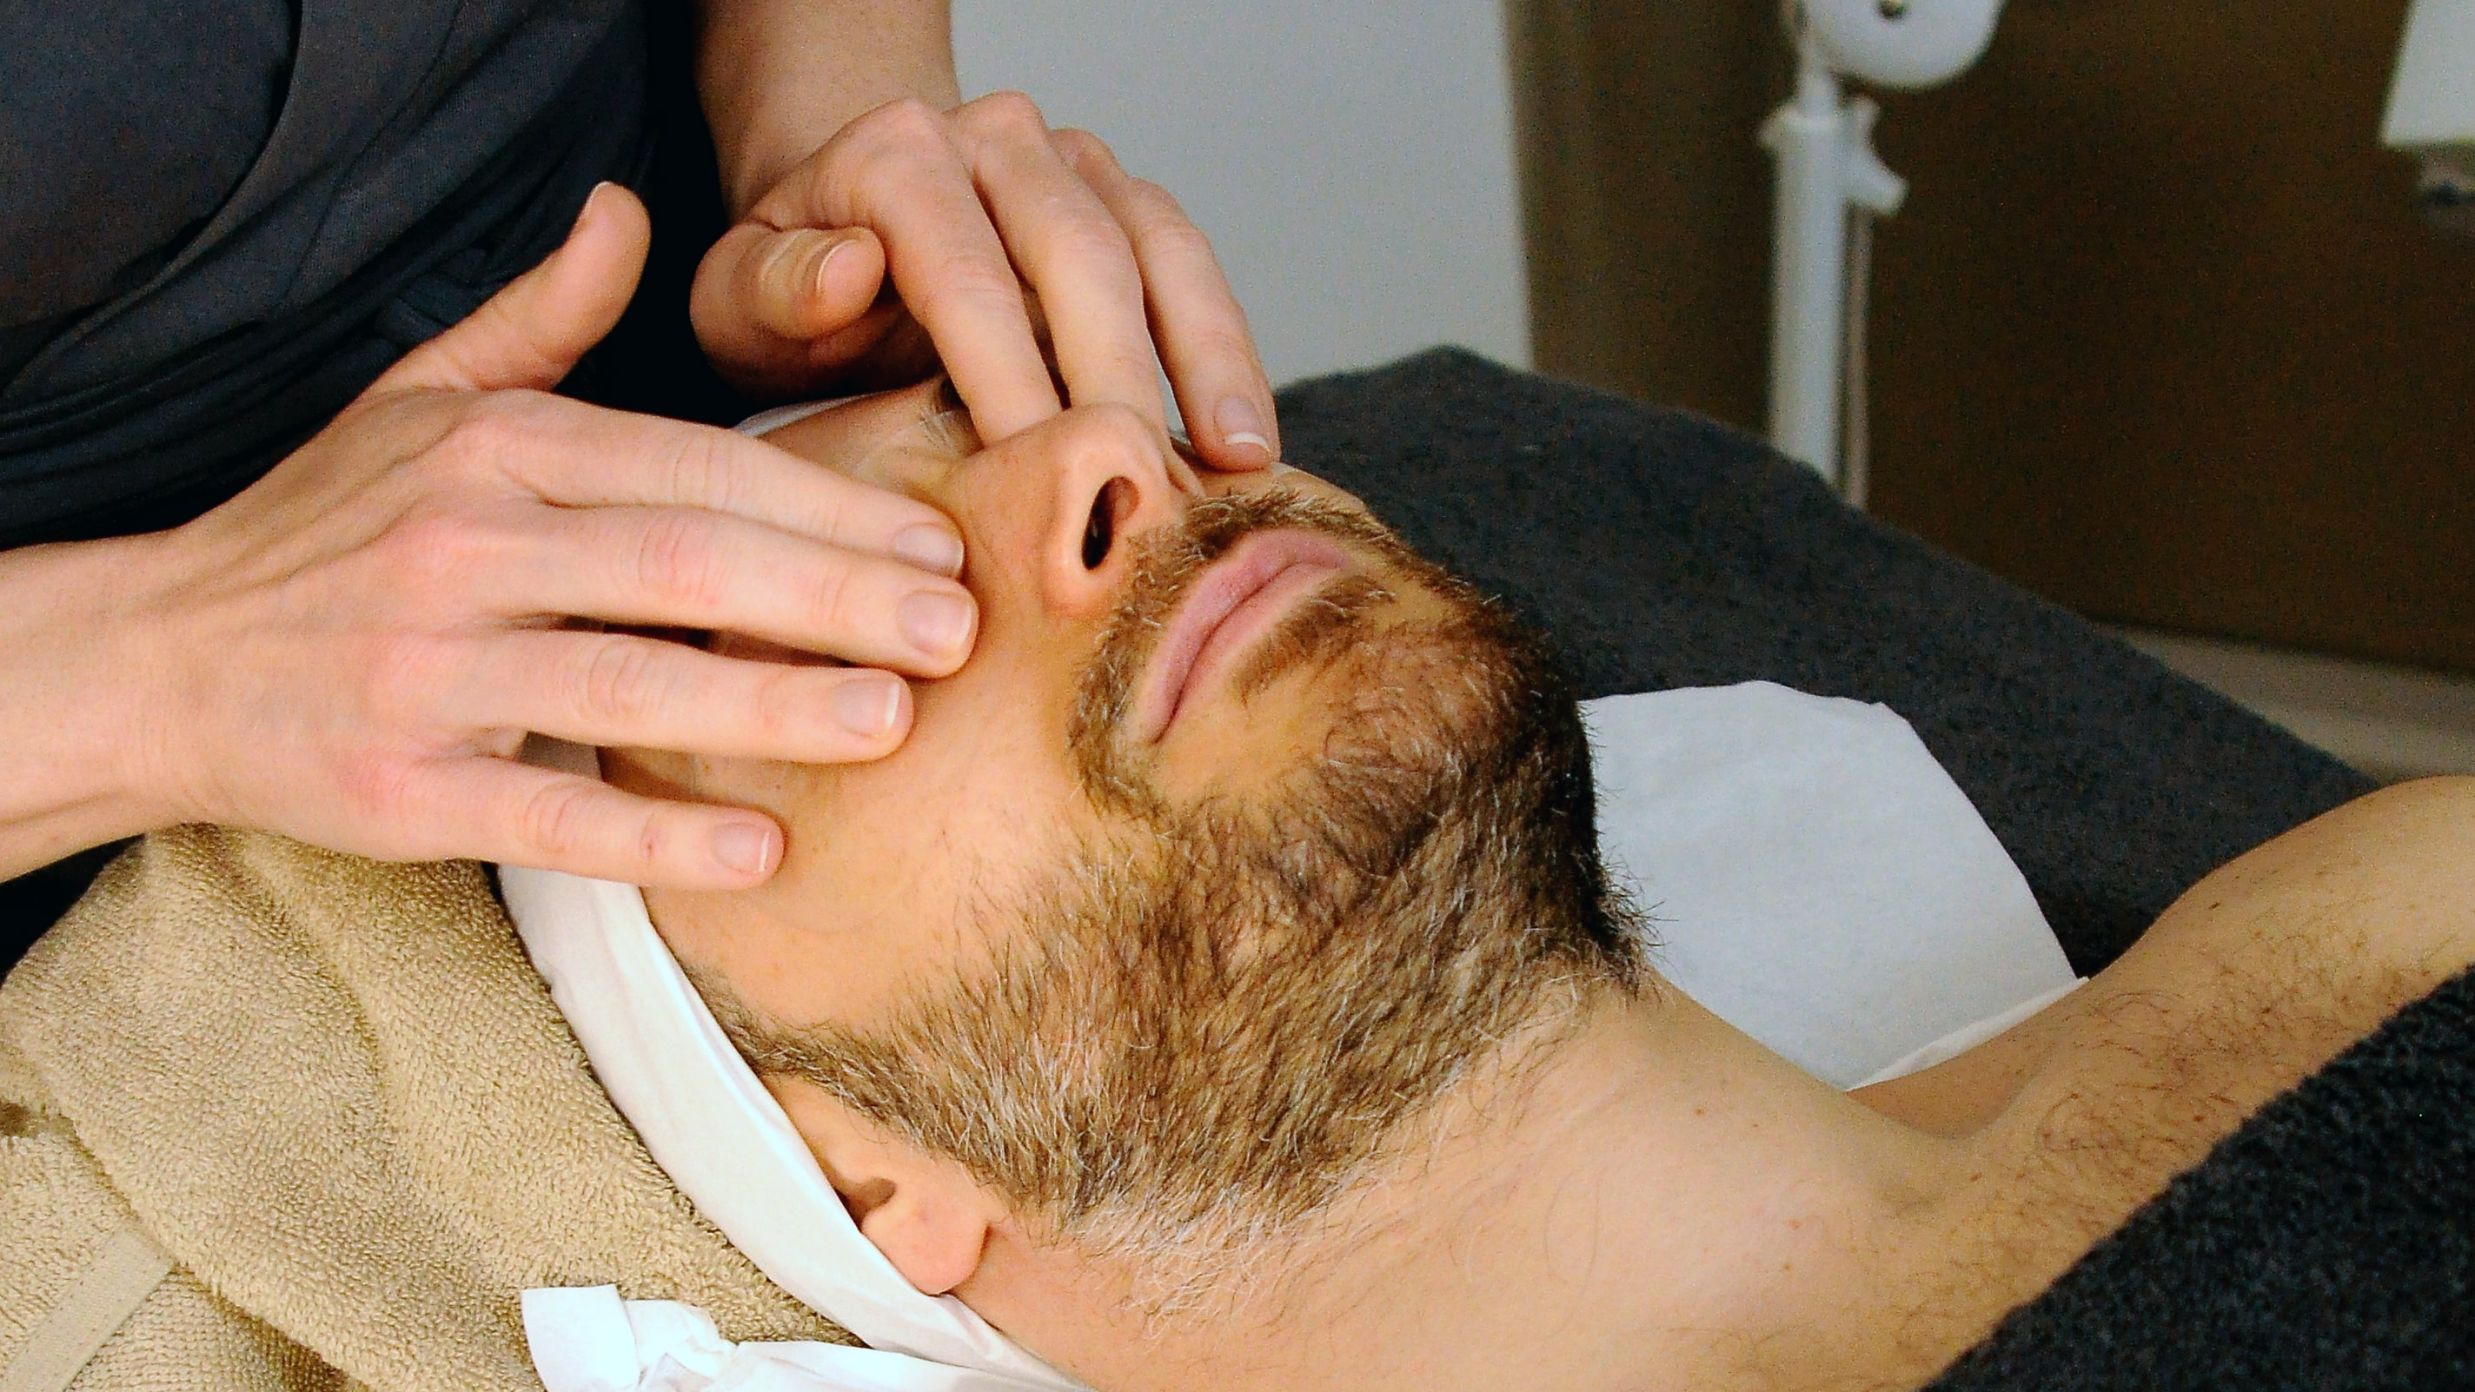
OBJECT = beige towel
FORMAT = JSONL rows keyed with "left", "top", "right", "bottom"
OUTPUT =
{"left": 0, "top": 827, "right": 852, "bottom": 1391}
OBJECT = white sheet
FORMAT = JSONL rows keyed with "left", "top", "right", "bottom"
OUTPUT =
{"left": 1582, "top": 682, "right": 2079, "bottom": 1088}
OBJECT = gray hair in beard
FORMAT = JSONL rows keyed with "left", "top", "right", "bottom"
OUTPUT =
{"left": 699, "top": 490, "right": 1648, "bottom": 1311}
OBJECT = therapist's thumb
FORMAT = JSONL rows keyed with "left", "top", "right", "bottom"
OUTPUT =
{"left": 374, "top": 182, "right": 651, "bottom": 395}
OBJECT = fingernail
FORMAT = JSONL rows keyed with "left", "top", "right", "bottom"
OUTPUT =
{"left": 891, "top": 524, "right": 965, "bottom": 577}
{"left": 712, "top": 821, "right": 777, "bottom": 878}
{"left": 831, "top": 674, "right": 905, "bottom": 737}
{"left": 765, "top": 229, "right": 841, "bottom": 301}
{"left": 571, "top": 182, "right": 614, "bottom": 237}
{"left": 898, "top": 590, "right": 975, "bottom": 655}
{"left": 1214, "top": 397, "right": 1273, "bottom": 459}
{"left": 809, "top": 236, "right": 849, "bottom": 299}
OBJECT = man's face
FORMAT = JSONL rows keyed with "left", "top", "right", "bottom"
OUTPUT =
{"left": 642, "top": 385, "right": 1466, "bottom": 1013}
{"left": 627, "top": 384, "right": 1636, "bottom": 1278}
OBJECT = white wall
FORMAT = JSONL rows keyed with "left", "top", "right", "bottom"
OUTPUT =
{"left": 952, "top": 2, "right": 1531, "bottom": 390}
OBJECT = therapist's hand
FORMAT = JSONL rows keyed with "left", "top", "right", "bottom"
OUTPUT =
{"left": 688, "top": 92, "right": 1281, "bottom": 471}
{"left": 125, "top": 185, "right": 975, "bottom": 889}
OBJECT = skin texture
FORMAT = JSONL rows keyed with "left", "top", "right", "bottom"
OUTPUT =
{"left": 679, "top": 490, "right": 1644, "bottom": 1296}
{"left": 618, "top": 393, "right": 2475, "bottom": 1392}
{"left": 617, "top": 385, "right": 1425, "bottom": 1291}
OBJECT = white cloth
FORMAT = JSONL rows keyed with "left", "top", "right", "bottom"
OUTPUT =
{"left": 505, "top": 682, "right": 2081, "bottom": 1391}
{"left": 1583, "top": 683, "right": 2081, "bottom": 1088}
{"left": 521, "top": 1286, "right": 1040, "bottom": 1392}
{"left": 734, "top": 398, "right": 853, "bottom": 437}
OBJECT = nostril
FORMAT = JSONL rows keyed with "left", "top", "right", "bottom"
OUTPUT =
{"left": 1082, "top": 476, "right": 1134, "bottom": 570}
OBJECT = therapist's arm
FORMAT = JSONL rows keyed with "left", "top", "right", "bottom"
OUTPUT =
{"left": 687, "top": 0, "right": 1281, "bottom": 471}
{"left": 0, "top": 534, "right": 192, "bottom": 881}
{"left": 695, "top": 0, "right": 961, "bottom": 222}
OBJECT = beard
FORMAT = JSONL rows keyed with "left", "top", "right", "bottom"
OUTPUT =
{"left": 700, "top": 489, "right": 1647, "bottom": 1304}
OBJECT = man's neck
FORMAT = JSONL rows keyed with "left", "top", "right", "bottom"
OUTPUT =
{"left": 976, "top": 993, "right": 2000, "bottom": 1392}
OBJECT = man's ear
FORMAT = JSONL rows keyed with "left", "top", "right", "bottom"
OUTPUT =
{"left": 855, "top": 1171, "right": 1004, "bottom": 1296}
{"left": 814, "top": 1120, "right": 1007, "bottom": 1296}
{"left": 764, "top": 1076, "right": 1010, "bottom": 1295}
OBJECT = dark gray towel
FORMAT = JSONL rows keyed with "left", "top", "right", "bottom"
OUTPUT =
{"left": 1276, "top": 348, "right": 2373, "bottom": 974}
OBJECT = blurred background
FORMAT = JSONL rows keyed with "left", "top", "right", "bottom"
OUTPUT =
{"left": 956, "top": 0, "right": 1532, "bottom": 384}
{"left": 958, "top": 1, "right": 2474, "bottom": 781}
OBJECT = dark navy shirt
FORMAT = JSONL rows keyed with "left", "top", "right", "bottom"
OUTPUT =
{"left": 0, "top": 1, "right": 297, "bottom": 383}
{"left": 0, "top": 0, "right": 650, "bottom": 546}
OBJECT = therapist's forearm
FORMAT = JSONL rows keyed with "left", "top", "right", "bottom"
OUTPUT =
{"left": 696, "top": 0, "right": 961, "bottom": 220}
{"left": 0, "top": 534, "right": 186, "bottom": 881}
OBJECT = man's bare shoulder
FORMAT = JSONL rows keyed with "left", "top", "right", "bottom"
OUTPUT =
{"left": 1862, "top": 778, "right": 2473, "bottom": 1152}
{"left": 2006, "top": 776, "right": 2472, "bottom": 1198}
{"left": 2144, "top": 774, "right": 2475, "bottom": 1012}
{"left": 1883, "top": 779, "right": 2474, "bottom": 1350}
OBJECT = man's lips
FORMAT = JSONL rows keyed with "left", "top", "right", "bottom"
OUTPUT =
{"left": 1133, "top": 530, "right": 1349, "bottom": 743}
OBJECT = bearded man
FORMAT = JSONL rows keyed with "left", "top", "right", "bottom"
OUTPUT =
{"left": 4, "top": 328, "right": 2471, "bottom": 1392}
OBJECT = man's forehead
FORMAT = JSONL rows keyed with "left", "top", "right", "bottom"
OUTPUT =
{"left": 745, "top": 384, "right": 1315, "bottom": 479}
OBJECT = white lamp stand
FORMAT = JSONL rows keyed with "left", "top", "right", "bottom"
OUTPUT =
{"left": 1762, "top": 0, "right": 2004, "bottom": 501}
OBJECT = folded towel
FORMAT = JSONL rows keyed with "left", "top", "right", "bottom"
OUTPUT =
{"left": 522, "top": 1286, "right": 1033, "bottom": 1392}
{"left": 0, "top": 828, "right": 847, "bottom": 1392}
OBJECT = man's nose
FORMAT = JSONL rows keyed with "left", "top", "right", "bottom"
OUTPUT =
{"left": 1025, "top": 406, "right": 1191, "bottom": 620}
